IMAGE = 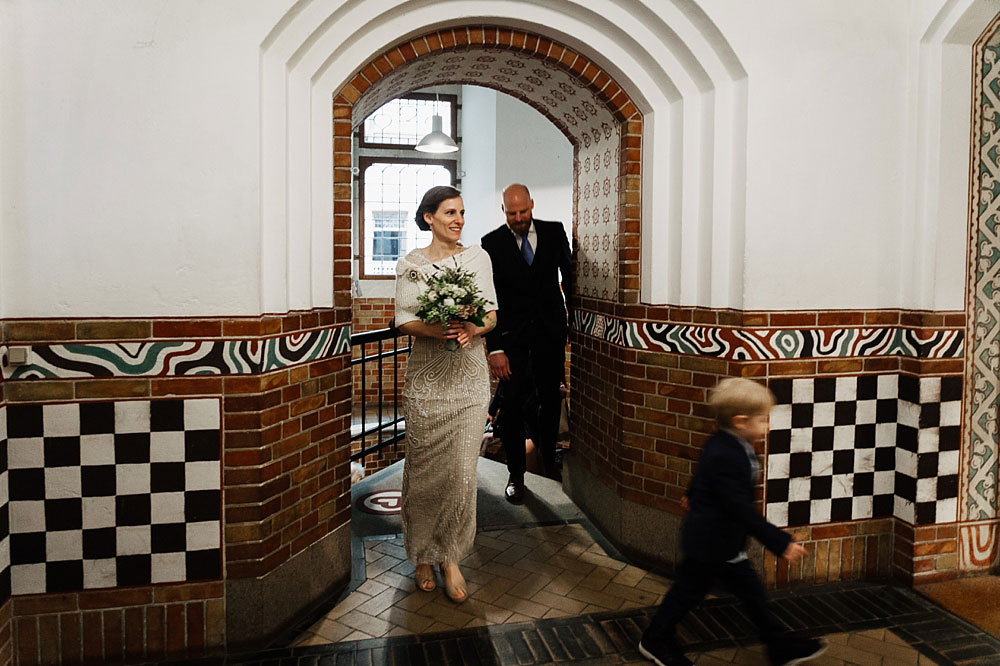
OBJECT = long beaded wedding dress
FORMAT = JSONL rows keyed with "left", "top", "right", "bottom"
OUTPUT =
{"left": 394, "top": 245, "right": 497, "bottom": 564}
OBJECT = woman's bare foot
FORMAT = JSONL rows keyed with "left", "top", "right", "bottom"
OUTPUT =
{"left": 415, "top": 563, "right": 436, "bottom": 592}
{"left": 441, "top": 562, "right": 468, "bottom": 603}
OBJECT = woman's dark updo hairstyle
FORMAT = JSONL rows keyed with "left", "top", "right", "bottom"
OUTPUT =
{"left": 415, "top": 185, "right": 462, "bottom": 231}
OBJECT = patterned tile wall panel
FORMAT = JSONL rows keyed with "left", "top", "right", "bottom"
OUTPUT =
{"left": 354, "top": 48, "right": 622, "bottom": 301}
{"left": 967, "top": 28, "right": 1000, "bottom": 524}
{"left": 5, "top": 399, "right": 221, "bottom": 594}
{"left": 574, "top": 311, "right": 963, "bottom": 360}
{"left": 0, "top": 406, "right": 8, "bottom": 603}
{"left": 765, "top": 376, "right": 961, "bottom": 528}
{"left": 0, "top": 325, "right": 351, "bottom": 380}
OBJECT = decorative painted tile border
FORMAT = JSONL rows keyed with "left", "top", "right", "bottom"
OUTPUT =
{"left": 765, "top": 375, "right": 961, "bottom": 528}
{"left": 574, "top": 311, "right": 963, "bottom": 360}
{"left": 1, "top": 325, "right": 351, "bottom": 380}
{"left": 5, "top": 398, "right": 221, "bottom": 594}
{"left": 966, "top": 22, "right": 1000, "bottom": 526}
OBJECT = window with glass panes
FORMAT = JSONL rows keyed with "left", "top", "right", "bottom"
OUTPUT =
{"left": 359, "top": 157, "right": 456, "bottom": 277}
{"left": 357, "top": 92, "right": 459, "bottom": 278}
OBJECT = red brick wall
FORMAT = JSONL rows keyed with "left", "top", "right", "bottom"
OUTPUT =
{"left": 571, "top": 303, "right": 966, "bottom": 587}
{"left": 1, "top": 311, "right": 352, "bottom": 662}
{"left": 11, "top": 583, "right": 223, "bottom": 665}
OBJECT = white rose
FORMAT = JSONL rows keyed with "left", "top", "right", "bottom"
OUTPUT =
{"left": 454, "top": 287, "right": 466, "bottom": 298}
{"left": 427, "top": 290, "right": 438, "bottom": 300}
{"left": 443, "top": 298, "right": 456, "bottom": 307}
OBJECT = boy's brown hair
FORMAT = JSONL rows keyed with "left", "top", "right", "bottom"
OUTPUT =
{"left": 708, "top": 378, "right": 775, "bottom": 427}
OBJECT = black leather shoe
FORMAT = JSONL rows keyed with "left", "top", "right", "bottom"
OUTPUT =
{"left": 504, "top": 476, "right": 525, "bottom": 504}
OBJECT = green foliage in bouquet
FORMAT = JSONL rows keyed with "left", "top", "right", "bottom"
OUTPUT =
{"left": 415, "top": 262, "right": 489, "bottom": 331}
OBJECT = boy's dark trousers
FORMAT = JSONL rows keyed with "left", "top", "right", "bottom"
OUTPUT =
{"left": 644, "top": 556, "right": 783, "bottom": 649}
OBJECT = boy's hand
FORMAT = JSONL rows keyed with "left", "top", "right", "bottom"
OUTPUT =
{"left": 782, "top": 542, "right": 806, "bottom": 561}
{"left": 680, "top": 496, "right": 690, "bottom": 512}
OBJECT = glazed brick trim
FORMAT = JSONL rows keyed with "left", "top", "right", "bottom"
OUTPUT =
{"left": 1, "top": 325, "right": 351, "bottom": 381}
{"left": 573, "top": 309, "right": 964, "bottom": 360}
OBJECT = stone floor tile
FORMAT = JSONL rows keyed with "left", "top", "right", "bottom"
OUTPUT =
{"left": 566, "top": 583, "right": 625, "bottom": 610}
{"left": 311, "top": 618, "right": 355, "bottom": 643}
{"left": 602, "top": 581, "right": 661, "bottom": 606}
{"left": 323, "top": 590, "right": 372, "bottom": 621}
{"left": 847, "top": 633, "right": 921, "bottom": 662}
{"left": 424, "top": 621, "right": 456, "bottom": 634}
{"left": 343, "top": 630, "right": 374, "bottom": 642}
{"left": 414, "top": 599, "right": 477, "bottom": 628}
{"left": 365, "top": 554, "right": 402, "bottom": 579}
{"left": 612, "top": 565, "right": 649, "bottom": 588}
{"left": 531, "top": 589, "right": 588, "bottom": 616}
{"left": 471, "top": 575, "right": 517, "bottom": 604}
{"left": 512, "top": 555, "right": 567, "bottom": 579}
{"left": 493, "top": 593, "right": 550, "bottom": 619}
{"left": 384, "top": 626, "right": 411, "bottom": 637}
{"left": 508, "top": 572, "right": 550, "bottom": 600}
{"left": 578, "top": 550, "right": 628, "bottom": 571}
{"left": 543, "top": 607, "right": 575, "bottom": 619}
{"left": 504, "top": 612, "right": 534, "bottom": 624}
{"left": 355, "top": 587, "right": 410, "bottom": 617}
{"left": 635, "top": 576, "right": 670, "bottom": 595}
{"left": 373, "top": 568, "right": 418, "bottom": 593}
{"left": 822, "top": 640, "right": 883, "bottom": 666}
{"left": 458, "top": 597, "right": 514, "bottom": 624}
{"left": 289, "top": 632, "right": 327, "bottom": 647}
{"left": 474, "top": 533, "right": 511, "bottom": 552}
{"left": 372, "top": 541, "right": 408, "bottom": 560}
{"left": 498, "top": 529, "right": 545, "bottom": 549}
{"left": 492, "top": 543, "right": 533, "bottom": 566}
{"left": 542, "top": 570, "right": 586, "bottom": 596}
{"left": 376, "top": 606, "right": 435, "bottom": 634}
{"left": 394, "top": 588, "right": 439, "bottom": 612}
{"left": 576, "top": 566, "right": 616, "bottom": 591}
{"left": 479, "top": 560, "right": 527, "bottom": 581}
{"left": 356, "top": 579, "right": 390, "bottom": 597}
{"left": 338, "top": 610, "right": 395, "bottom": 637}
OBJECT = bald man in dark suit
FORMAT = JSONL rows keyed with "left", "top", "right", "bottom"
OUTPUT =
{"left": 481, "top": 184, "right": 573, "bottom": 503}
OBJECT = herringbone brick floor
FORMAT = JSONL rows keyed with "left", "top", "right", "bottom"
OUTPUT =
{"left": 291, "top": 523, "right": 668, "bottom": 644}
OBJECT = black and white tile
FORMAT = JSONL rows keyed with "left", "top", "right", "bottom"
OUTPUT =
{"left": 766, "top": 375, "right": 961, "bottom": 528}
{"left": 0, "top": 405, "right": 9, "bottom": 603}
{"left": 5, "top": 399, "right": 221, "bottom": 594}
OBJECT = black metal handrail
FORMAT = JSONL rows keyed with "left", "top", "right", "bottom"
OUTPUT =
{"left": 350, "top": 326, "right": 411, "bottom": 464}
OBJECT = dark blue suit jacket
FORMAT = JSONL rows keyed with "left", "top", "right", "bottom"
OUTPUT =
{"left": 682, "top": 429, "right": 791, "bottom": 564}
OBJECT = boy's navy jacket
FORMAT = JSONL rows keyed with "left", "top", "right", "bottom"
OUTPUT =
{"left": 682, "top": 429, "right": 792, "bottom": 563}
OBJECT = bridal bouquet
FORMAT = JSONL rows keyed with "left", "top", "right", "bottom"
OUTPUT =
{"left": 415, "top": 262, "right": 489, "bottom": 350}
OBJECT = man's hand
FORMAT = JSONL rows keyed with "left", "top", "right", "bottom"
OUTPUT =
{"left": 488, "top": 352, "right": 511, "bottom": 380}
{"left": 781, "top": 542, "right": 806, "bottom": 562}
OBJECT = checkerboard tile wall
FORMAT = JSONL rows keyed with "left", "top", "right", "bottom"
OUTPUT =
{"left": 0, "top": 405, "right": 9, "bottom": 603}
{"left": 766, "top": 375, "right": 961, "bottom": 528}
{"left": 4, "top": 399, "right": 222, "bottom": 595}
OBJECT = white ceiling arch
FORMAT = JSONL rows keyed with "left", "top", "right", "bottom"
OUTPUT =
{"left": 259, "top": 0, "right": 749, "bottom": 311}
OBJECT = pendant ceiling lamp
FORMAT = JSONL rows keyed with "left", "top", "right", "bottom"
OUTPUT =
{"left": 415, "top": 113, "right": 458, "bottom": 153}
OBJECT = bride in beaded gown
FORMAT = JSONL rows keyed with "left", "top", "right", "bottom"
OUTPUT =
{"left": 394, "top": 186, "right": 498, "bottom": 603}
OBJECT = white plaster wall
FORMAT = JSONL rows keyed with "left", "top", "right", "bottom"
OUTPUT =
{"left": 494, "top": 93, "right": 574, "bottom": 239}
{"left": 0, "top": 0, "right": 986, "bottom": 317}
{"left": 706, "top": 0, "right": 910, "bottom": 309}
{"left": 459, "top": 85, "right": 499, "bottom": 246}
{"left": 0, "top": 0, "right": 284, "bottom": 317}
{"left": 462, "top": 88, "right": 572, "bottom": 242}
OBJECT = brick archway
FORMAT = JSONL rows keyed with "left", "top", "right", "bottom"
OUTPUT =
{"left": 332, "top": 26, "right": 643, "bottom": 308}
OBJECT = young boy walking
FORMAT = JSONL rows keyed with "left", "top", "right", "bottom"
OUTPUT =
{"left": 639, "top": 378, "right": 827, "bottom": 666}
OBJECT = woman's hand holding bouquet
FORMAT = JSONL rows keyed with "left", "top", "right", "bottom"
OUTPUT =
{"left": 414, "top": 261, "right": 489, "bottom": 351}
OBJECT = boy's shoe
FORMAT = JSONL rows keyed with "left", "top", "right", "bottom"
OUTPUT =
{"left": 768, "top": 637, "right": 828, "bottom": 666}
{"left": 637, "top": 637, "right": 693, "bottom": 666}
